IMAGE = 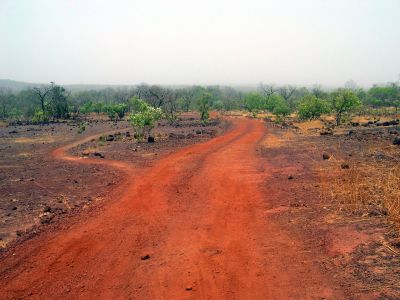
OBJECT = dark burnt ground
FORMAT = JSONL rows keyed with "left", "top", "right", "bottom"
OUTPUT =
{"left": 0, "top": 114, "right": 228, "bottom": 249}
{"left": 258, "top": 121, "right": 400, "bottom": 299}
{"left": 69, "top": 117, "right": 227, "bottom": 167}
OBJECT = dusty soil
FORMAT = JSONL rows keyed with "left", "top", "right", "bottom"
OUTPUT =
{"left": 0, "top": 116, "right": 399, "bottom": 299}
{"left": 263, "top": 119, "right": 400, "bottom": 298}
{"left": 0, "top": 114, "right": 226, "bottom": 248}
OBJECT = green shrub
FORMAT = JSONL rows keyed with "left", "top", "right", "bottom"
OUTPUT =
{"left": 244, "top": 93, "right": 264, "bottom": 116}
{"left": 32, "top": 110, "right": 49, "bottom": 124}
{"left": 331, "top": 89, "right": 361, "bottom": 125}
{"left": 272, "top": 101, "right": 290, "bottom": 117}
{"left": 77, "top": 123, "right": 86, "bottom": 134}
{"left": 129, "top": 99, "right": 162, "bottom": 140}
{"left": 104, "top": 104, "right": 128, "bottom": 120}
{"left": 297, "top": 95, "right": 330, "bottom": 120}
{"left": 197, "top": 92, "right": 212, "bottom": 121}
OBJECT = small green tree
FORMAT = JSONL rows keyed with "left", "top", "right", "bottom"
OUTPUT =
{"left": 265, "top": 94, "right": 285, "bottom": 112}
{"left": 128, "top": 96, "right": 143, "bottom": 113}
{"left": 272, "top": 100, "right": 290, "bottom": 118}
{"left": 92, "top": 102, "right": 104, "bottom": 114}
{"left": 197, "top": 92, "right": 212, "bottom": 121}
{"left": 244, "top": 93, "right": 263, "bottom": 116}
{"left": 103, "top": 104, "right": 128, "bottom": 120}
{"left": 80, "top": 101, "right": 93, "bottom": 115}
{"left": 331, "top": 89, "right": 361, "bottom": 125}
{"left": 48, "top": 83, "right": 70, "bottom": 119}
{"left": 213, "top": 100, "right": 224, "bottom": 112}
{"left": 114, "top": 104, "right": 128, "bottom": 119}
{"left": 32, "top": 110, "right": 49, "bottom": 124}
{"left": 129, "top": 99, "right": 162, "bottom": 140}
{"left": 104, "top": 105, "right": 117, "bottom": 120}
{"left": 297, "top": 95, "right": 330, "bottom": 120}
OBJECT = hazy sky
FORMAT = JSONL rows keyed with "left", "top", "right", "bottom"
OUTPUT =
{"left": 1, "top": 0, "right": 399, "bottom": 87}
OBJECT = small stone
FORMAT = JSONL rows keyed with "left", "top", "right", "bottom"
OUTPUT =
{"left": 393, "top": 137, "right": 400, "bottom": 145}
{"left": 288, "top": 175, "right": 293, "bottom": 180}
{"left": 141, "top": 254, "right": 150, "bottom": 260}
{"left": 322, "top": 153, "right": 330, "bottom": 160}
{"left": 106, "top": 135, "right": 114, "bottom": 142}
{"left": 341, "top": 163, "right": 350, "bottom": 169}
{"left": 148, "top": 136, "right": 155, "bottom": 143}
{"left": 185, "top": 286, "right": 193, "bottom": 291}
{"left": 43, "top": 206, "right": 52, "bottom": 213}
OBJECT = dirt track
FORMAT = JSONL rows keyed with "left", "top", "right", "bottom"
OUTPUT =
{"left": 0, "top": 118, "right": 345, "bottom": 299}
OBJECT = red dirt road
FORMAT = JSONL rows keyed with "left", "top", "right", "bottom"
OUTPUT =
{"left": 0, "top": 119, "right": 344, "bottom": 299}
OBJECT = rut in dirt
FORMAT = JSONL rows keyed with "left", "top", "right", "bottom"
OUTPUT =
{"left": 0, "top": 118, "right": 344, "bottom": 299}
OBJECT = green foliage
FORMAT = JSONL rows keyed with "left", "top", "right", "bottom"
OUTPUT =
{"left": 80, "top": 101, "right": 93, "bottom": 114}
{"left": 365, "top": 85, "right": 400, "bottom": 109}
{"left": 32, "top": 110, "right": 49, "bottom": 124}
{"left": 265, "top": 94, "right": 290, "bottom": 117}
{"left": 114, "top": 104, "right": 128, "bottom": 119}
{"left": 330, "top": 89, "right": 361, "bottom": 125}
{"left": 272, "top": 100, "right": 290, "bottom": 117}
{"left": 244, "top": 93, "right": 263, "bottom": 116}
{"left": 47, "top": 83, "right": 69, "bottom": 119}
{"left": 104, "top": 103, "right": 128, "bottom": 120}
{"left": 297, "top": 95, "right": 330, "bottom": 120}
{"left": 129, "top": 99, "right": 162, "bottom": 140}
{"left": 77, "top": 123, "right": 86, "bottom": 134}
{"left": 92, "top": 102, "right": 104, "bottom": 114}
{"left": 197, "top": 92, "right": 212, "bottom": 121}
{"left": 265, "top": 94, "right": 282, "bottom": 111}
{"left": 213, "top": 100, "right": 224, "bottom": 111}
{"left": 128, "top": 96, "right": 143, "bottom": 113}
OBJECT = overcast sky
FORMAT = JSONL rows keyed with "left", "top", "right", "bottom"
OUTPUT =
{"left": 0, "top": 0, "right": 399, "bottom": 87}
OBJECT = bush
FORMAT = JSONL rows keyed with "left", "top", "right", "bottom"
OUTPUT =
{"left": 331, "top": 89, "right": 361, "bottom": 125}
{"left": 244, "top": 93, "right": 264, "bottom": 116}
{"left": 197, "top": 92, "right": 212, "bottom": 121}
{"left": 297, "top": 95, "right": 330, "bottom": 120}
{"left": 77, "top": 123, "right": 86, "bottom": 134}
{"left": 272, "top": 101, "right": 290, "bottom": 117}
{"left": 265, "top": 94, "right": 285, "bottom": 112}
{"left": 104, "top": 104, "right": 128, "bottom": 120}
{"left": 32, "top": 110, "right": 49, "bottom": 124}
{"left": 80, "top": 101, "right": 93, "bottom": 114}
{"left": 129, "top": 99, "right": 162, "bottom": 141}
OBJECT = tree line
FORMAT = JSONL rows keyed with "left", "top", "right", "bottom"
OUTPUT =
{"left": 0, "top": 82, "right": 399, "bottom": 125}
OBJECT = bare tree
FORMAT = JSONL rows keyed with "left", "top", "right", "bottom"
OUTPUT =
{"left": 32, "top": 84, "right": 52, "bottom": 113}
{"left": 277, "top": 85, "right": 296, "bottom": 100}
{"left": 311, "top": 84, "right": 326, "bottom": 98}
{"left": 259, "top": 83, "right": 276, "bottom": 97}
{"left": 178, "top": 87, "right": 196, "bottom": 112}
{"left": 163, "top": 89, "right": 179, "bottom": 123}
{"left": 135, "top": 84, "right": 166, "bottom": 108}
{"left": 0, "top": 88, "right": 12, "bottom": 119}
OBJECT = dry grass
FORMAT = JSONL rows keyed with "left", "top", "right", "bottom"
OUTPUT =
{"left": 320, "top": 148, "right": 400, "bottom": 229}
{"left": 293, "top": 119, "right": 326, "bottom": 135}
{"left": 11, "top": 136, "right": 56, "bottom": 144}
{"left": 261, "top": 130, "right": 294, "bottom": 148}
